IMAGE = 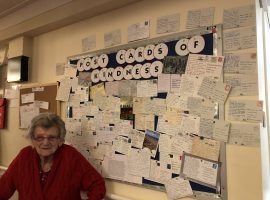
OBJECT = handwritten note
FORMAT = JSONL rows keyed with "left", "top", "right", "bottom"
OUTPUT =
{"left": 127, "top": 148, "right": 151, "bottom": 178}
{"left": 56, "top": 77, "right": 72, "bottom": 101}
{"left": 165, "top": 177, "right": 193, "bottom": 199}
{"left": 186, "top": 7, "right": 215, "bottom": 29}
{"left": 224, "top": 52, "right": 257, "bottom": 74}
{"left": 228, "top": 100, "right": 263, "bottom": 122}
{"left": 104, "top": 29, "right": 121, "bottom": 47}
{"left": 223, "top": 4, "right": 255, "bottom": 29}
{"left": 185, "top": 54, "right": 224, "bottom": 79}
{"left": 21, "top": 93, "right": 34, "bottom": 104}
{"left": 128, "top": 20, "right": 150, "bottom": 42}
{"left": 137, "top": 79, "right": 158, "bottom": 97}
{"left": 157, "top": 13, "right": 180, "bottom": 34}
{"left": 224, "top": 73, "right": 258, "bottom": 96}
{"left": 213, "top": 120, "right": 230, "bottom": 142}
{"left": 191, "top": 136, "right": 220, "bottom": 161}
{"left": 228, "top": 123, "right": 260, "bottom": 146}
{"left": 223, "top": 26, "right": 256, "bottom": 52}
{"left": 197, "top": 77, "right": 231, "bottom": 103}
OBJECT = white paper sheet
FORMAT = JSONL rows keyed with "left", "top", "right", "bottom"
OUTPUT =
{"left": 64, "top": 64, "right": 77, "bottom": 78}
{"left": 224, "top": 73, "right": 258, "bottom": 96}
{"left": 185, "top": 54, "right": 224, "bottom": 79}
{"left": 137, "top": 79, "right": 158, "bottom": 97}
{"left": 224, "top": 52, "right": 257, "bottom": 74}
{"left": 228, "top": 123, "right": 260, "bottom": 146}
{"left": 145, "top": 98, "right": 167, "bottom": 116}
{"left": 223, "top": 26, "right": 257, "bottom": 52}
{"left": 199, "top": 118, "right": 215, "bottom": 138}
{"left": 186, "top": 7, "right": 215, "bottom": 29}
{"left": 187, "top": 97, "right": 217, "bottom": 119}
{"left": 34, "top": 100, "right": 49, "bottom": 110}
{"left": 21, "top": 92, "right": 34, "bottom": 104}
{"left": 128, "top": 20, "right": 150, "bottom": 42}
{"left": 171, "top": 133, "right": 193, "bottom": 156}
{"left": 228, "top": 100, "right": 263, "bottom": 122}
{"left": 96, "top": 124, "right": 117, "bottom": 144}
{"left": 82, "top": 35, "right": 96, "bottom": 52}
{"left": 159, "top": 153, "right": 182, "bottom": 174}
{"left": 127, "top": 148, "right": 151, "bottom": 178}
{"left": 113, "top": 135, "right": 132, "bottom": 155}
{"left": 157, "top": 13, "right": 180, "bottom": 34}
{"left": 102, "top": 155, "right": 127, "bottom": 181}
{"left": 180, "top": 113, "right": 200, "bottom": 135}
{"left": 104, "top": 29, "right": 121, "bottom": 47}
{"left": 115, "top": 120, "right": 133, "bottom": 137}
{"left": 213, "top": 120, "right": 230, "bottom": 142}
{"left": 128, "top": 129, "right": 145, "bottom": 149}
{"left": 56, "top": 77, "right": 72, "bottom": 101}
{"left": 179, "top": 74, "right": 203, "bottom": 97}
{"left": 158, "top": 133, "right": 173, "bottom": 153}
{"left": 148, "top": 160, "right": 172, "bottom": 184}
{"left": 157, "top": 116, "right": 181, "bottom": 136}
{"left": 191, "top": 136, "right": 220, "bottom": 161}
{"left": 133, "top": 97, "right": 147, "bottom": 114}
{"left": 165, "top": 177, "right": 193, "bottom": 200}
{"left": 4, "top": 88, "right": 19, "bottom": 99}
{"left": 20, "top": 103, "right": 39, "bottom": 128}
{"left": 223, "top": 4, "right": 255, "bottom": 29}
{"left": 197, "top": 77, "right": 231, "bottom": 103}
{"left": 105, "top": 81, "right": 120, "bottom": 96}
{"left": 118, "top": 80, "right": 137, "bottom": 97}
{"left": 135, "top": 114, "right": 155, "bottom": 131}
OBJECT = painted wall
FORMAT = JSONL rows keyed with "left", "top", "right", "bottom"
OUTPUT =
{"left": 0, "top": 0, "right": 262, "bottom": 200}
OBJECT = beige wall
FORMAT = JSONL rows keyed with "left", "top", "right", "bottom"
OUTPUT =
{"left": 0, "top": 0, "right": 262, "bottom": 200}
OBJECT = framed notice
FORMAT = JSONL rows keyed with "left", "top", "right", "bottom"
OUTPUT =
{"left": 180, "top": 152, "right": 221, "bottom": 189}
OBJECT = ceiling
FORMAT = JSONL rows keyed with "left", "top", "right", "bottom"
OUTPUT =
{"left": 0, "top": 0, "right": 142, "bottom": 46}
{"left": 0, "top": 0, "right": 37, "bottom": 18}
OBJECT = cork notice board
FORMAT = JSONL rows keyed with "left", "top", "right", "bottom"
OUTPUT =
{"left": 19, "top": 83, "right": 60, "bottom": 128}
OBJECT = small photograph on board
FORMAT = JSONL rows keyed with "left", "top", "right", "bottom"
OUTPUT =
{"left": 120, "top": 96, "right": 134, "bottom": 120}
{"left": 142, "top": 129, "right": 160, "bottom": 157}
{"left": 162, "top": 55, "right": 188, "bottom": 74}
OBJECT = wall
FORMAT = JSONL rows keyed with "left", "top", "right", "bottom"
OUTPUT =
{"left": 0, "top": 0, "right": 262, "bottom": 200}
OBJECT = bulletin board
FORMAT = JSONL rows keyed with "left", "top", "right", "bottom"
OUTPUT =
{"left": 19, "top": 83, "right": 60, "bottom": 122}
{"left": 67, "top": 24, "right": 226, "bottom": 199}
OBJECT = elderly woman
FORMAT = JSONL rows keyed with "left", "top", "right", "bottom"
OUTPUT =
{"left": 0, "top": 113, "right": 106, "bottom": 200}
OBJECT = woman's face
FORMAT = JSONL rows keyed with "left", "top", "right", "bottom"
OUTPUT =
{"left": 32, "top": 126, "right": 62, "bottom": 160}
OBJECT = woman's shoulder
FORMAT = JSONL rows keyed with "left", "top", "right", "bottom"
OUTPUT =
{"left": 61, "top": 144, "right": 80, "bottom": 155}
{"left": 60, "top": 144, "right": 87, "bottom": 161}
{"left": 19, "top": 145, "right": 34, "bottom": 155}
{"left": 61, "top": 144, "right": 76, "bottom": 151}
{"left": 13, "top": 145, "right": 36, "bottom": 161}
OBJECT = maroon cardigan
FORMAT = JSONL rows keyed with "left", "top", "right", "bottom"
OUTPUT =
{"left": 0, "top": 144, "right": 106, "bottom": 200}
